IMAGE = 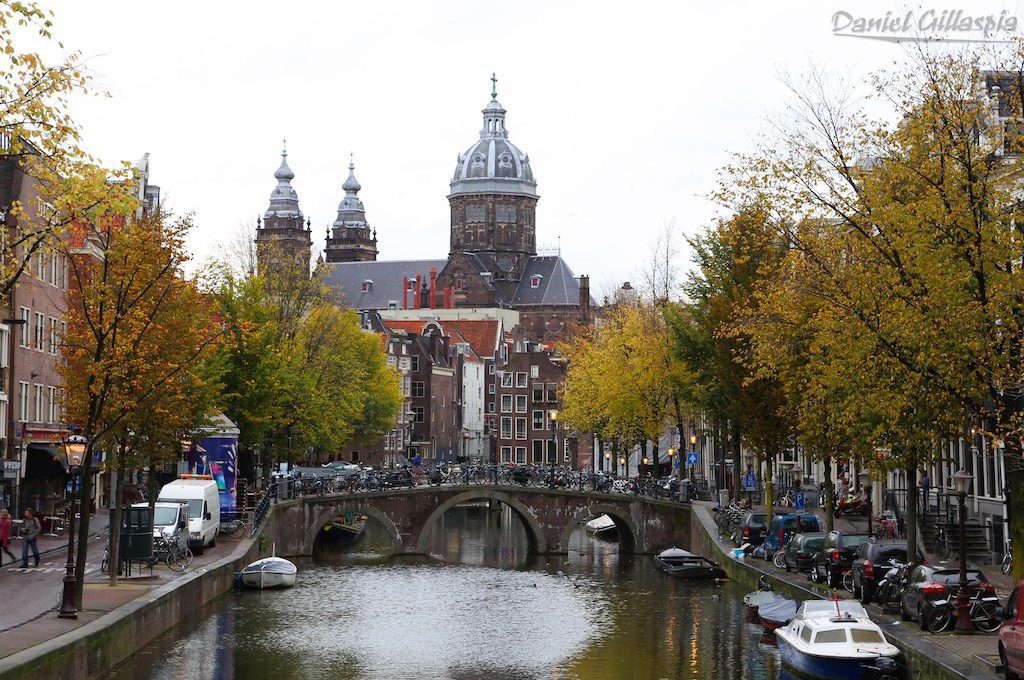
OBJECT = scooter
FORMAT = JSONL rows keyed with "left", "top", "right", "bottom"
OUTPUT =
{"left": 835, "top": 493, "right": 870, "bottom": 516}
{"left": 873, "top": 559, "right": 909, "bottom": 609}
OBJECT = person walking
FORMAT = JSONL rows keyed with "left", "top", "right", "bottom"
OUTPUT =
{"left": 20, "top": 509, "right": 40, "bottom": 568}
{"left": 0, "top": 509, "right": 14, "bottom": 565}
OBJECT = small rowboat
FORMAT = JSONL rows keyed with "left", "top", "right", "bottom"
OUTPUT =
{"left": 757, "top": 596, "right": 798, "bottom": 631}
{"left": 654, "top": 547, "right": 727, "bottom": 580}
{"left": 241, "top": 547, "right": 297, "bottom": 589}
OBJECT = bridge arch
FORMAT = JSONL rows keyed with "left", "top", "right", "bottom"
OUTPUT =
{"left": 559, "top": 502, "right": 639, "bottom": 553}
{"left": 414, "top": 489, "right": 545, "bottom": 554}
{"left": 304, "top": 503, "right": 404, "bottom": 555}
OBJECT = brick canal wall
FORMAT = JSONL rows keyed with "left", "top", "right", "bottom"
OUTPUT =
{"left": 689, "top": 504, "right": 995, "bottom": 680}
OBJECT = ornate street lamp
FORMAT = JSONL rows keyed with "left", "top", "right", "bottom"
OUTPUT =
{"left": 548, "top": 410, "right": 558, "bottom": 489}
{"left": 604, "top": 451, "right": 611, "bottom": 474}
{"left": 689, "top": 434, "right": 698, "bottom": 486}
{"left": 859, "top": 469, "right": 873, "bottom": 538}
{"left": 619, "top": 456, "right": 626, "bottom": 479}
{"left": 58, "top": 435, "right": 86, "bottom": 619}
{"left": 667, "top": 448, "right": 675, "bottom": 479}
{"left": 953, "top": 469, "right": 974, "bottom": 634}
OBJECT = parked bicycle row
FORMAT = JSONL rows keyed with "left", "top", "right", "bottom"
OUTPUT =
{"left": 716, "top": 500, "right": 1005, "bottom": 635}
{"left": 272, "top": 463, "right": 701, "bottom": 501}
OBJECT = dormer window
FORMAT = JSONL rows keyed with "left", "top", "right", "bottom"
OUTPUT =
{"left": 530, "top": 275, "right": 543, "bottom": 289}
{"left": 407, "top": 277, "right": 416, "bottom": 291}
{"left": 361, "top": 279, "right": 373, "bottom": 293}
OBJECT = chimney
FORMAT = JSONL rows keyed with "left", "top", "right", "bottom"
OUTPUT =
{"left": 414, "top": 273, "right": 422, "bottom": 308}
{"left": 579, "top": 274, "right": 591, "bottom": 323}
{"left": 443, "top": 285, "right": 452, "bottom": 309}
{"left": 429, "top": 267, "right": 438, "bottom": 309}
{"left": 420, "top": 281, "right": 429, "bottom": 309}
{"left": 402, "top": 277, "right": 409, "bottom": 310}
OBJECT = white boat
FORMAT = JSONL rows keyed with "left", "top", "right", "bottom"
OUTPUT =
{"left": 585, "top": 514, "right": 617, "bottom": 537}
{"left": 241, "top": 554, "right": 297, "bottom": 589}
{"left": 774, "top": 601, "right": 901, "bottom": 680}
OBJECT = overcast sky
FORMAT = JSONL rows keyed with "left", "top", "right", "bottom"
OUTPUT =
{"left": 39, "top": 0, "right": 1024, "bottom": 300}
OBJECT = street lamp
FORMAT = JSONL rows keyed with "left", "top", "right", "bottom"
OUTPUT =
{"left": 604, "top": 451, "right": 611, "bottom": 474}
{"left": 859, "top": 469, "right": 873, "bottom": 538}
{"left": 58, "top": 435, "right": 86, "bottom": 619}
{"left": 689, "top": 434, "right": 698, "bottom": 486}
{"left": 548, "top": 410, "right": 558, "bottom": 489}
{"left": 405, "top": 411, "right": 415, "bottom": 468}
{"left": 667, "top": 448, "right": 675, "bottom": 479}
{"left": 953, "top": 468, "right": 974, "bottom": 634}
{"left": 619, "top": 456, "right": 626, "bottom": 479}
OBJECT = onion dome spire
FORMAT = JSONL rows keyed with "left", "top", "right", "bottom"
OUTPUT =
{"left": 265, "top": 138, "right": 303, "bottom": 220}
{"left": 333, "top": 153, "right": 369, "bottom": 229}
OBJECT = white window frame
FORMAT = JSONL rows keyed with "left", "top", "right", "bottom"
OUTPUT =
{"left": 515, "top": 446, "right": 527, "bottom": 464}
{"left": 532, "top": 410, "right": 544, "bottom": 430}
{"left": 501, "top": 372, "right": 513, "bottom": 387}
{"left": 500, "top": 446, "right": 512, "bottom": 463}
{"left": 48, "top": 317, "right": 57, "bottom": 355}
{"left": 47, "top": 386, "right": 57, "bottom": 423}
{"left": 18, "top": 381, "right": 28, "bottom": 422}
{"left": 515, "top": 395, "right": 527, "bottom": 413}
{"left": 500, "top": 417, "right": 512, "bottom": 439}
{"left": 500, "top": 394, "right": 512, "bottom": 413}
{"left": 530, "top": 365, "right": 539, "bottom": 379}
{"left": 515, "top": 372, "right": 527, "bottom": 388}
{"left": 515, "top": 417, "right": 527, "bottom": 440}
{"left": 18, "top": 307, "right": 29, "bottom": 347}
{"left": 34, "top": 383, "right": 43, "bottom": 423}
{"left": 34, "top": 312, "right": 44, "bottom": 351}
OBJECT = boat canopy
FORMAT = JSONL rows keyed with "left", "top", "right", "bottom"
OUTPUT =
{"left": 657, "top": 547, "right": 694, "bottom": 559}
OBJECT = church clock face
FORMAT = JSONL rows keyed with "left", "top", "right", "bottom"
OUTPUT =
{"left": 496, "top": 254, "right": 515, "bottom": 273}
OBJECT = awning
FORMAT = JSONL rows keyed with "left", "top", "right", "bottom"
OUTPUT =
{"left": 25, "top": 445, "right": 67, "bottom": 480}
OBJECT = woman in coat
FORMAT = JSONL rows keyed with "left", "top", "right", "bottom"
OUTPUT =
{"left": 0, "top": 509, "right": 15, "bottom": 565}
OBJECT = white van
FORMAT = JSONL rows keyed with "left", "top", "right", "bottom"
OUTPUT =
{"left": 158, "top": 476, "right": 220, "bottom": 554}
{"left": 133, "top": 501, "right": 190, "bottom": 547}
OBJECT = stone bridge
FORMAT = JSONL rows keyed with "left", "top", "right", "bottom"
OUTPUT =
{"left": 263, "top": 486, "right": 692, "bottom": 556}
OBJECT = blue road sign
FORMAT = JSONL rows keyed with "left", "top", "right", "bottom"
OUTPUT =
{"left": 743, "top": 473, "right": 757, "bottom": 491}
{"left": 686, "top": 452, "right": 699, "bottom": 467}
{"left": 793, "top": 492, "right": 806, "bottom": 510}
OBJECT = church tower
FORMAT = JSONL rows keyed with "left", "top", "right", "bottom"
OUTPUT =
{"left": 437, "top": 75, "right": 539, "bottom": 306}
{"left": 255, "top": 142, "right": 312, "bottom": 277}
{"left": 324, "top": 157, "right": 378, "bottom": 263}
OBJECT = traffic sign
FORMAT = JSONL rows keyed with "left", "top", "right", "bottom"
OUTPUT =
{"left": 686, "top": 452, "right": 699, "bottom": 467}
{"left": 743, "top": 472, "right": 757, "bottom": 491}
{"left": 793, "top": 492, "right": 806, "bottom": 510}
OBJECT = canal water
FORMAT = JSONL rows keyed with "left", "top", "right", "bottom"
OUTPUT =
{"left": 106, "top": 504, "right": 795, "bottom": 679}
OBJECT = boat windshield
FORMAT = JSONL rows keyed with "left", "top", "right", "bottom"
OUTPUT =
{"left": 850, "top": 628, "right": 885, "bottom": 644}
{"left": 814, "top": 629, "right": 848, "bottom": 644}
{"left": 798, "top": 601, "right": 868, "bottom": 619}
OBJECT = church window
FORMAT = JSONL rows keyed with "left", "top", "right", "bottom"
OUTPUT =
{"left": 454, "top": 274, "right": 465, "bottom": 291}
{"left": 496, "top": 205, "right": 517, "bottom": 222}
{"left": 466, "top": 204, "right": 485, "bottom": 223}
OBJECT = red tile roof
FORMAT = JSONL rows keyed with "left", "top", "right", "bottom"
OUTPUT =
{"left": 380, "top": 318, "right": 500, "bottom": 359}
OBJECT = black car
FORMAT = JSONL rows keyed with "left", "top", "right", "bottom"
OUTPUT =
{"left": 782, "top": 531, "right": 826, "bottom": 573}
{"left": 850, "top": 538, "right": 922, "bottom": 603}
{"left": 812, "top": 531, "right": 870, "bottom": 589}
{"left": 732, "top": 511, "right": 768, "bottom": 547}
{"left": 899, "top": 564, "right": 994, "bottom": 630}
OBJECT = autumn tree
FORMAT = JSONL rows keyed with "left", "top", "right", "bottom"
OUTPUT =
{"left": 60, "top": 201, "right": 221, "bottom": 601}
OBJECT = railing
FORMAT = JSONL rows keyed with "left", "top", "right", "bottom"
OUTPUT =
{"left": 251, "top": 488, "right": 273, "bottom": 538}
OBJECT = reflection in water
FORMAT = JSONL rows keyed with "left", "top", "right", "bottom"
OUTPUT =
{"left": 107, "top": 504, "right": 786, "bottom": 680}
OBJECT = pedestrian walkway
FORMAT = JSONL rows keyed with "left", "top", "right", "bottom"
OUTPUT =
{"left": 0, "top": 512, "right": 110, "bottom": 570}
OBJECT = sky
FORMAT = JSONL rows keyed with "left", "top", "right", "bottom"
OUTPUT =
{"left": 33, "top": 0, "right": 1024, "bottom": 301}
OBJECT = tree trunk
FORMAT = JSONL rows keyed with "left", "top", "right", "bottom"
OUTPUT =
{"left": 109, "top": 458, "right": 125, "bottom": 586}
{"left": 764, "top": 453, "right": 775, "bottom": 522}
{"left": 73, "top": 443, "right": 95, "bottom": 610}
{"left": 906, "top": 455, "right": 918, "bottom": 563}
{"left": 651, "top": 440, "right": 660, "bottom": 478}
{"left": 611, "top": 440, "right": 619, "bottom": 476}
{"left": 822, "top": 454, "right": 834, "bottom": 532}
{"left": 597, "top": 437, "right": 605, "bottom": 474}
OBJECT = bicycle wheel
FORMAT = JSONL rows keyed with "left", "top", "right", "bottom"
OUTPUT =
{"left": 1003, "top": 554, "right": 1013, "bottom": 575}
{"left": 974, "top": 601, "right": 1002, "bottom": 632}
{"left": 165, "top": 550, "right": 185, "bottom": 572}
{"left": 231, "top": 521, "right": 245, "bottom": 539}
{"left": 926, "top": 605, "right": 951, "bottom": 633}
{"left": 843, "top": 570, "right": 855, "bottom": 593}
{"left": 773, "top": 550, "right": 786, "bottom": 569}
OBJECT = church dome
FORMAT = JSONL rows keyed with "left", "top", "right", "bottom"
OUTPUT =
{"left": 265, "top": 142, "right": 303, "bottom": 220}
{"left": 450, "top": 77, "right": 537, "bottom": 198}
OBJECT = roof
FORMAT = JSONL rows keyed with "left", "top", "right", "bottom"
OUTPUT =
{"left": 321, "top": 259, "right": 447, "bottom": 310}
{"left": 510, "top": 255, "right": 595, "bottom": 307}
{"left": 380, "top": 318, "right": 500, "bottom": 360}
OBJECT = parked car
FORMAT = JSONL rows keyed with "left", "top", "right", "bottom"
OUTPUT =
{"left": 851, "top": 538, "right": 923, "bottom": 604}
{"left": 732, "top": 511, "right": 768, "bottom": 547}
{"left": 761, "top": 513, "right": 822, "bottom": 556}
{"left": 782, "top": 531, "right": 826, "bottom": 573}
{"left": 899, "top": 563, "right": 993, "bottom": 631}
{"left": 999, "top": 584, "right": 1024, "bottom": 679}
{"left": 812, "top": 531, "right": 870, "bottom": 588}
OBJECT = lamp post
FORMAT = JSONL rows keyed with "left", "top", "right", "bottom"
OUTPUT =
{"left": 604, "top": 451, "right": 611, "bottom": 474}
{"left": 548, "top": 410, "right": 558, "bottom": 489}
{"left": 58, "top": 435, "right": 86, "bottom": 620}
{"left": 859, "top": 469, "right": 873, "bottom": 538}
{"left": 953, "top": 469, "right": 974, "bottom": 634}
{"left": 405, "top": 412, "right": 416, "bottom": 468}
{"left": 619, "top": 456, "right": 626, "bottom": 479}
{"left": 642, "top": 456, "right": 650, "bottom": 485}
{"left": 667, "top": 448, "right": 675, "bottom": 479}
{"left": 689, "top": 434, "right": 697, "bottom": 486}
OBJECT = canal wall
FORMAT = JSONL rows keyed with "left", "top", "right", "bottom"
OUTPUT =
{"left": 688, "top": 504, "right": 996, "bottom": 680}
{"left": 0, "top": 522, "right": 278, "bottom": 679}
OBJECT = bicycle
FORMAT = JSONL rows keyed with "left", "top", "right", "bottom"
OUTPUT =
{"left": 100, "top": 541, "right": 109, "bottom": 574}
{"left": 925, "top": 588, "right": 1002, "bottom": 633}
{"left": 152, "top": 531, "right": 193, "bottom": 572}
{"left": 1003, "top": 539, "right": 1012, "bottom": 576}
{"left": 220, "top": 511, "right": 254, "bottom": 539}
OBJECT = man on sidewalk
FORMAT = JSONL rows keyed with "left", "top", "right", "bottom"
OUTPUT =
{"left": 20, "top": 509, "right": 40, "bottom": 568}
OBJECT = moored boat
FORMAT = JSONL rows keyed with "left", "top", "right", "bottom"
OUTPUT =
{"left": 321, "top": 512, "right": 368, "bottom": 541}
{"left": 744, "top": 590, "right": 781, "bottom": 622}
{"left": 585, "top": 514, "right": 617, "bottom": 538}
{"left": 654, "top": 547, "right": 727, "bottom": 580}
{"left": 241, "top": 555, "right": 297, "bottom": 589}
{"left": 774, "top": 600, "right": 901, "bottom": 680}
{"left": 757, "top": 596, "right": 798, "bottom": 631}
